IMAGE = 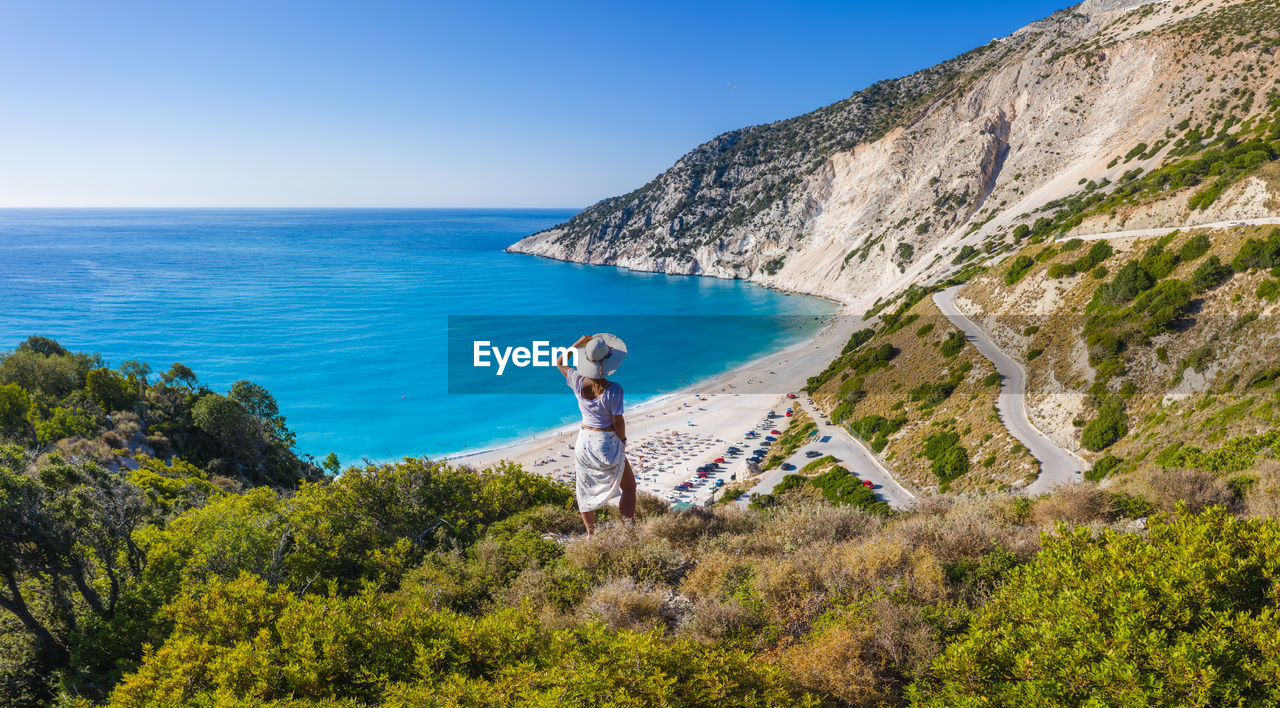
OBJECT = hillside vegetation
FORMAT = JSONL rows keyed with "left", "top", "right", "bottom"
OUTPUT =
{"left": 959, "top": 225, "right": 1280, "bottom": 491}
{"left": 511, "top": 0, "right": 1280, "bottom": 310}
{"left": 5, "top": 342, "right": 1280, "bottom": 706}
{"left": 804, "top": 297, "right": 1039, "bottom": 494}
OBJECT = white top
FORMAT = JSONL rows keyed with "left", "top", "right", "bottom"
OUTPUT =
{"left": 565, "top": 369, "right": 623, "bottom": 428}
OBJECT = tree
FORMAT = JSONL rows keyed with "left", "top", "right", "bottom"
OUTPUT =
{"left": 86, "top": 367, "right": 136, "bottom": 412}
{"left": 120, "top": 360, "right": 151, "bottom": 397}
{"left": 1190, "top": 255, "right": 1232, "bottom": 292}
{"left": 160, "top": 362, "right": 197, "bottom": 388}
{"left": 0, "top": 447, "right": 150, "bottom": 691}
{"left": 16, "top": 336, "right": 68, "bottom": 357}
{"left": 0, "top": 384, "right": 31, "bottom": 441}
{"left": 0, "top": 349, "right": 86, "bottom": 399}
{"left": 229, "top": 380, "right": 293, "bottom": 446}
{"left": 191, "top": 394, "right": 253, "bottom": 451}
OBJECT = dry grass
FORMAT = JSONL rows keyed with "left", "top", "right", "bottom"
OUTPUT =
{"left": 960, "top": 224, "right": 1280, "bottom": 478}
{"left": 1031, "top": 483, "right": 1115, "bottom": 525}
{"left": 578, "top": 577, "right": 677, "bottom": 632}
{"left": 778, "top": 598, "right": 940, "bottom": 707}
{"left": 811, "top": 296, "right": 1037, "bottom": 494}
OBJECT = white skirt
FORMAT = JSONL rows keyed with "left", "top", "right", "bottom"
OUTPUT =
{"left": 574, "top": 428, "right": 626, "bottom": 512}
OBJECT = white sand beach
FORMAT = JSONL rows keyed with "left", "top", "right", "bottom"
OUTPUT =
{"left": 451, "top": 310, "right": 864, "bottom": 506}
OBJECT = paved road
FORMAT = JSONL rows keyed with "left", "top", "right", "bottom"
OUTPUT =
{"left": 738, "top": 397, "right": 915, "bottom": 510}
{"left": 933, "top": 286, "right": 1085, "bottom": 494}
{"left": 1065, "top": 217, "right": 1280, "bottom": 242}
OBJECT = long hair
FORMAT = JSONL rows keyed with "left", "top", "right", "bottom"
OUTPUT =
{"left": 585, "top": 376, "right": 611, "bottom": 399}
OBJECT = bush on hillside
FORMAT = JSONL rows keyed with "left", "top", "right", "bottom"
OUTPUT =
{"left": 1081, "top": 397, "right": 1127, "bottom": 452}
{"left": 914, "top": 509, "right": 1280, "bottom": 705}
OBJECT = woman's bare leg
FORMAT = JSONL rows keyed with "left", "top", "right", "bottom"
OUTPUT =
{"left": 620, "top": 459, "right": 636, "bottom": 522}
{"left": 581, "top": 509, "right": 596, "bottom": 536}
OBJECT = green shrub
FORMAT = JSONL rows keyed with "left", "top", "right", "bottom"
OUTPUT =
{"left": 914, "top": 510, "right": 1280, "bottom": 705}
{"left": 922, "top": 431, "right": 958, "bottom": 460}
{"left": 1154, "top": 428, "right": 1280, "bottom": 474}
{"left": 939, "top": 331, "right": 966, "bottom": 358}
{"left": 1107, "top": 490, "right": 1153, "bottom": 519}
{"left": 850, "top": 414, "right": 906, "bottom": 440}
{"left": 108, "top": 575, "right": 808, "bottom": 706}
{"left": 983, "top": 371, "right": 1001, "bottom": 387}
{"left": 1189, "top": 255, "right": 1233, "bottom": 292}
{"left": 932, "top": 446, "right": 969, "bottom": 489}
{"left": 1004, "top": 255, "right": 1034, "bottom": 285}
{"left": 1232, "top": 227, "right": 1280, "bottom": 271}
{"left": 922, "top": 432, "right": 968, "bottom": 489}
{"left": 1096, "top": 261, "right": 1154, "bottom": 306}
{"left": 1178, "top": 234, "right": 1211, "bottom": 262}
{"left": 1081, "top": 398, "right": 1127, "bottom": 452}
{"left": 1230, "top": 311, "right": 1259, "bottom": 333}
{"left": 1084, "top": 453, "right": 1123, "bottom": 482}
{"left": 1256, "top": 279, "right": 1280, "bottom": 301}
{"left": 807, "top": 466, "right": 890, "bottom": 514}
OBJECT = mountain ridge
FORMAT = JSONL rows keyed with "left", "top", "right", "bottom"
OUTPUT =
{"left": 510, "top": 0, "right": 1280, "bottom": 309}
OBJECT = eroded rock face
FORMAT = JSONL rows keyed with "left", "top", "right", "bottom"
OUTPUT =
{"left": 509, "top": 0, "right": 1279, "bottom": 309}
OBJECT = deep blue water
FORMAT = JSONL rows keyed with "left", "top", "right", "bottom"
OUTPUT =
{"left": 0, "top": 209, "right": 836, "bottom": 464}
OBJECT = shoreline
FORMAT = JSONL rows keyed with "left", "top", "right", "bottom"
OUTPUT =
{"left": 503, "top": 247, "right": 855, "bottom": 309}
{"left": 448, "top": 309, "right": 843, "bottom": 461}
{"left": 452, "top": 307, "right": 865, "bottom": 506}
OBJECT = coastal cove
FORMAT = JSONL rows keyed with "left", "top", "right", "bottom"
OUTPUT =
{"left": 0, "top": 208, "right": 838, "bottom": 464}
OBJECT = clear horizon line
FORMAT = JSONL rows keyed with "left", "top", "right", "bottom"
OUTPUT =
{"left": 0, "top": 205, "right": 585, "bottom": 210}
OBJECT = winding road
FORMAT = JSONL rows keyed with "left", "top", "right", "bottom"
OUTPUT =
{"left": 933, "top": 286, "right": 1085, "bottom": 494}
{"left": 738, "top": 396, "right": 915, "bottom": 510}
{"left": 1065, "top": 217, "right": 1280, "bottom": 242}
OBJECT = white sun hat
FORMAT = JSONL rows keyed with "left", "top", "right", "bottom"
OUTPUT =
{"left": 576, "top": 333, "right": 627, "bottom": 378}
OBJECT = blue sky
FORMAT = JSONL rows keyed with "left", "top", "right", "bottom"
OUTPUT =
{"left": 0, "top": 1, "right": 1069, "bottom": 208}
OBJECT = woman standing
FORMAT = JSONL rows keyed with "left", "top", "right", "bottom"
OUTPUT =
{"left": 556, "top": 333, "right": 636, "bottom": 536}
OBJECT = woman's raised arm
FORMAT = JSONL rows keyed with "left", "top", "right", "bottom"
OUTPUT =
{"left": 556, "top": 334, "right": 593, "bottom": 377}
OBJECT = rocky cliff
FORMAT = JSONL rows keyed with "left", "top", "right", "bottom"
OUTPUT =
{"left": 509, "top": 0, "right": 1280, "bottom": 309}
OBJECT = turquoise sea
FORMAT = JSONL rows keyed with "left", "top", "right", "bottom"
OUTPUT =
{"left": 0, "top": 209, "right": 837, "bottom": 464}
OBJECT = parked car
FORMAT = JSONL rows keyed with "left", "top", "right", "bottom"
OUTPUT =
{"left": 770, "top": 429, "right": 782, "bottom": 435}
{"left": 781, "top": 463, "right": 796, "bottom": 471}
{"left": 785, "top": 411, "right": 793, "bottom": 417}
{"left": 715, "top": 457, "right": 725, "bottom": 463}
{"left": 787, "top": 393, "right": 797, "bottom": 399}
{"left": 861, "top": 480, "right": 875, "bottom": 489}
{"left": 820, "top": 435, "right": 831, "bottom": 443}
{"left": 804, "top": 450, "right": 823, "bottom": 458}
{"left": 764, "top": 436, "right": 776, "bottom": 442}
{"left": 715, "top": 479, "right": 725, "bottom": 487}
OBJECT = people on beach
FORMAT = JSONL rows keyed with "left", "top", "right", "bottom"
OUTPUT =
{"left": 556, "top": 333, "right": 635, "bottom": 536}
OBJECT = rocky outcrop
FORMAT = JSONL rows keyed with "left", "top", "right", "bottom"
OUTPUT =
{"left": 510, "top": 0, "right": 1280, "bottom": 309}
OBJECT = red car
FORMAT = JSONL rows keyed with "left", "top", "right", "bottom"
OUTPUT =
{"left": 787, "top": 393, "right": 797, "bottom": 399}
{"left": 861, "top": 480, "right": 874, "bottom": 489}
{"left": 770, "top": 429, "right": 782, "bottom": 435}
{"left": 714, "top": 457, "right": 725, "bottom": 464}
{"left": 785, "top": 411, "right": 793, "bottom": 417}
